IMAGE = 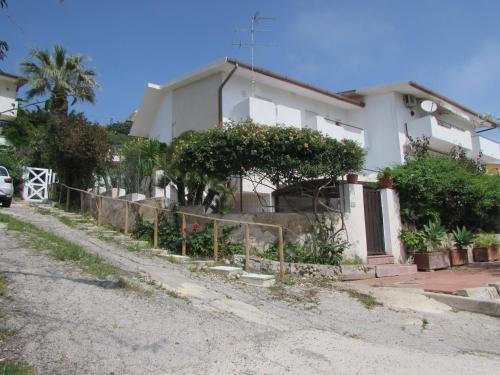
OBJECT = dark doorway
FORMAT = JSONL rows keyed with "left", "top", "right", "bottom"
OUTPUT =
{"left": 363, "top": 188, "right": 385, "bottom": 255}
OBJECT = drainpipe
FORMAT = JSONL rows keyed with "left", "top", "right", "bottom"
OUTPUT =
{"left": 218, "top": 62, "right": 238, "bottom": 125}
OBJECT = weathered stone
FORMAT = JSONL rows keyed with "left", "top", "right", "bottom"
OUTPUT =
{"left": 240, "top": 273, "right": 275, "bottom": 287}
{"left": 488, "top": 282, "right": 500, "bottom": 295}
{"left": 375, "top": 264, "right": 417, "bottom": 278}
{"left": 208, "top": 266, "right": 244, "bottom": 277}
{"left": 456, "top": 287, "right": 499, "bottom": 301}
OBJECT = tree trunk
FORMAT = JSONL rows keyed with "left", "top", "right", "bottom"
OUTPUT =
{"left": 50, "top": 85, "right": 68, "bottom": 115}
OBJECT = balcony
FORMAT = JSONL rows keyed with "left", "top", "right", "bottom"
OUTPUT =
{"left": 312, "top": 116, "right": 365, "bottom": 147}
{"left": 407, "top": 115, "right": 473, "bottom": 154}
{"left": 0, "top": 95, "right": 17, "bottom": 121}
{"left": 232, "top": 97, "right": 276, "bottom": 126}
{"left": 473, "top": 135, "right": 500, "bottom": 163}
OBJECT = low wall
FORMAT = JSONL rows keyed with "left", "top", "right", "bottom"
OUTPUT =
{"left": 232, "top": 255, "right": 375, "bottom": 280}
{"left": 79, "top": 194, "right": 365, "bottom": 262}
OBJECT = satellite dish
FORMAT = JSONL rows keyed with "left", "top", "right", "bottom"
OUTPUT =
{"left": 421, "top": 100, "right": 438, "bottom": 113}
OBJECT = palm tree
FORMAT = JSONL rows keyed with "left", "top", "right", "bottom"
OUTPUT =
{"left": 19, "top": 45, "right": 99, "bottom": 114}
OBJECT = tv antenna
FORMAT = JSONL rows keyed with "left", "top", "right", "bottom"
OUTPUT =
{"left": 234, "top": 11, "right": 275, "bottom": 95}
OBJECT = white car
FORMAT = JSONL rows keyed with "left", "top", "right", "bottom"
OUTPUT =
{"left": 0, "top": 165, "right": 13, "bottom": 207}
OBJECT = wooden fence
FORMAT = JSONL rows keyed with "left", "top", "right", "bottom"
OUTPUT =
{"left": 52, "top": 183, "right": 285, "bottom": 279}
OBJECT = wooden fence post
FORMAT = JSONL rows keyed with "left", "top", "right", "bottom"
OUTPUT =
{"left": 153, "top": 208, "right": 158, "bottom": 249}
{"left": 124, "top": 201, "right": 129, "bottom": 235}
{"left": 66, "top": 187, "right": 70, "bottom": 211}
{"left": 97, "top": 196, "right": 102, "bottom": 226}
{"left": 278, "top": 226, "right": 284, "bottom": 280}
{"left": 244, "top": 224, "right": 250, "bottom": 271}
{"left": 181, "top": 213, "right": 187, "bottom": 256}
{"left": 58, "top": 184, "right": 63, "bottom": 204}
{"left": 213, "top": 220, "right": 219, "bottom": 261}
{"left": 80, "top": 191, "right": 84, "bottom": 214}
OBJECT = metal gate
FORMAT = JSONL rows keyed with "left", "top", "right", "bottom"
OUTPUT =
{"left": 22, "top": 167, "right": 54, "bottom": 202}
{"left": 363, "top": 188, "right": 385, "bottom": 255}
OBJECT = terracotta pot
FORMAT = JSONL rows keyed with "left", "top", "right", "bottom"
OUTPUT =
{"left": 346, "top": 174, "right": 358, "bottom": 184}
{"left": 379, "top": 178, "right": 394, "bottom": 189}
{"left": 449, "top": 247, "right": 469, "bottom": 267}
{"left": 414, "top": 251, "right": 450, "bottom": 271}
{"left": 472, "top": 246, "right": 499, "bottom": 262}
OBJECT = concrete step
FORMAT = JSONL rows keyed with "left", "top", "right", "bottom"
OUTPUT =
{"left": 375, "top": 264, "right": 417, "bottom": 278}
{"left": 367, "top": 255, "right": 395, "bottom": 266}
{"left": 489, "top": 282, "right": 500, "bottom": 295}
{"left": 208, "top": 266, "right": 243, "bottom": 277}
{"left": 456, "top": 287, "right": 499, "bottom": 301}
{"left": 165, "top": 254, "right": 191, "bottom": 262}
{"left": 240, "top": 273, "right": 275, "bottom": 287}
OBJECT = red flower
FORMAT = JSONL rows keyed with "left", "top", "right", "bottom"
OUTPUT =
{"left": 192, "top": 223, "right": 200, "bottom": 231}
{"left": 182, "top": 227, "right": 188, "bottom": 234}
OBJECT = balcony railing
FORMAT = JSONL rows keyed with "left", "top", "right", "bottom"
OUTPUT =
{"left": 407, "top": 115, "right": 473, "bottom": 153}
{"left": 473, "top": 135, "right": 500, "bottom": 163}
{"left": 314, "top": 116, "right": 365, "bottom": 147}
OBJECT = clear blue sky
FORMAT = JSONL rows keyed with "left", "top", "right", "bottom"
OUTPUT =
{"left": 1, "top": 0, "right": 499, "bottom": 139}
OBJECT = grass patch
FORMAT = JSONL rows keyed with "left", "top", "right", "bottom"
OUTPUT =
{"left": 340, "top": 288, "right": 382, "bottom": 310}
{"left": 421, "top": 318, "right": 429, "bottom": 330}
{"left": 0, "top": 212, "right": 118, "bottom": 279}
{"left": 166, "top": 256, "right": 183, "bottom": 264}
{"left": 269, "top": 284, "right": 319, "bottom": 307}
{"left": 0, "top": 360, "right": 34, "bottom": 375}
{"left": 0, "top": 274, "right": 9, "bottom": 299}
{"left": 57, "top": 215, "right": 76, "bottom": 227}
{"left": 35, "top": 208, "right": 52, "bottom": 216}
{"left": 341, "top": 256, "right": 364, "bottom": 266}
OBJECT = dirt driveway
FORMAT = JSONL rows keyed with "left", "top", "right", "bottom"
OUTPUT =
{"left": 1, "top": 203, "right": 500, "bottom": 374}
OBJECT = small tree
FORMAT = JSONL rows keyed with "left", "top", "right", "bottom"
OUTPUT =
{"left": 393, "top": 155, "right": 500, "bottom": 231}
{"left": 42, "top": 113, "right": 113, "bottom": 189}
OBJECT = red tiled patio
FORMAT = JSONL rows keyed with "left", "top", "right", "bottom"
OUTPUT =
{"left": 352, "top": 261, "right": 500, "bottom": 294}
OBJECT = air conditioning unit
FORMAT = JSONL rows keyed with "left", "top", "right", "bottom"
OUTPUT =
{"left": 403, "top": 94, "right": 417, "bottom": 108}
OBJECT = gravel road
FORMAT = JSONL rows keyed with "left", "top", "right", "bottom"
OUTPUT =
{"left": 1, "top": 203, "right": 499, "bottom": 374}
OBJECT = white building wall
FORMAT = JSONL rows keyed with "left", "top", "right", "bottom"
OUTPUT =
{"left": 172, "top": 73, "right": 222, "bottom": 138}
{"left": 222, "top": 75, "right": 355, "bottom": 130}
{"left": 341, "top": 183, "right": 368, "bottom": 260}
{"left": 347, "top": 93, "right": 404, "bottom": 171}
{"left": 149, "top": 91, "right": 173, "bottom": 143}
{"left": 0, "top": 76, "right": 17, "bottom": 121}
{"left": 380, "top": 188, "right": 405, "bottom": 262}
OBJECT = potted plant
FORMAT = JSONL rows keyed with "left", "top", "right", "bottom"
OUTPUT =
{"left": 399, "top": 227, "right": 424, "bottom": 255}
{"left": 346, "top": 173, "right": 359, "bottom": 184}
{"left": 472, "top": 234, "right": 499, "bottom": 262}
{"left": 413, "top": 220, "right": 450, "bottom": 271}
{"left": 450, "top": 226, "right": 474, "bottom": 266}
{"left": 377, "top": 167, "right": 394, "bottom": 189}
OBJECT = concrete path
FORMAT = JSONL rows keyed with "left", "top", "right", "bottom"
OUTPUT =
{"left": 1, "top": 203, "right": 500, "bottom": 374}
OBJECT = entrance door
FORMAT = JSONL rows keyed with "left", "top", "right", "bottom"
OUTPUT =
{"left": 363, "top": 188, "right": 385, "bottom": 255}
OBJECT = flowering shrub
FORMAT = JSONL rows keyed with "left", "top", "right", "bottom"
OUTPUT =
{"left": 133, "top": 214, "right": 243, "bottom": 258}
{"left": 173, "top": 122, "right": 365, "bottom": 188}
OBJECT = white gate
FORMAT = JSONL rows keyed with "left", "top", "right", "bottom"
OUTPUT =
{"left": 22, "top": 167, "right": 54, "bottom": 202}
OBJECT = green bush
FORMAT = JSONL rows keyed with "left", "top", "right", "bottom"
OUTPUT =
{"left": 399, "top": 228, "right": 425, "bottom": 253}
{"left": 392, "top": 155, "right": 500, "bottom": 231}
{"left": 265, "top": 240, "right": 345, "bottom": 266}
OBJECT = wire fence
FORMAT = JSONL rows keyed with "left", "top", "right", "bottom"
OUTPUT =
{"left": 51, "top": 182, "right": 286, "bottom": 279}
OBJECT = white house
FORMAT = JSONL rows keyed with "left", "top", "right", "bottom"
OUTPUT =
{"left": 340, "top": 81, "right": 500, "bottom": 171}
{"left": 0, "top": 71, "right": 19, "bottom": 146}
{"left": 131, "top": 57, "right": 499, "bottom": 174}
{"left": 130, "top": 58, "right": 499, "bottom": 263}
